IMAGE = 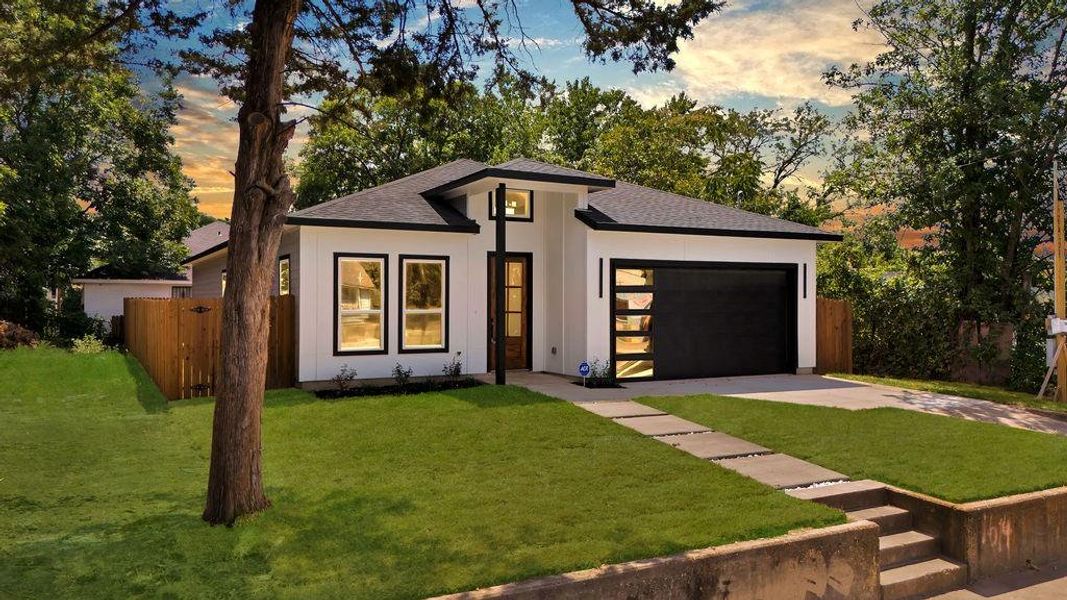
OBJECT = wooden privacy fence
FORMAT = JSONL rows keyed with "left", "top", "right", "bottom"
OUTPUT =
{"left": 124, "top": 296, "right": 295, "bottom": 400}
{"left": 816, "top": 297, "right": 853, "bottom": 374}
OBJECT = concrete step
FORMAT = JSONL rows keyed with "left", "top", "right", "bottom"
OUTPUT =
{"left": 848, "top": 505, "right": 912, "bottom": 535}
{"left": 715, "top": 453, "right": 847, "bottom": 489}
{"left": 786, "top": 479, "right": 887, "bottom": 511}
{"left": 880, "top": 557, "right": 968, "bottom": 600}
{"left": 653, "top": 431, "right": 771, "bottom": 460}
{"left": 880, "top": 530, "right": 939, "bottom": 568}
{"left": 612, "top": 414, "right": 710, "bottom": 436}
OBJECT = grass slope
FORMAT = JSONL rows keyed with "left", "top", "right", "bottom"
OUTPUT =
{"left": 0, "top": 348, "right": 840, "bottom": 599}
{"left": 830, "top": 373, "right": 1066, "bottom": 415}
{"left": 642, "top": 394, "right": 1067, "bottom": 503}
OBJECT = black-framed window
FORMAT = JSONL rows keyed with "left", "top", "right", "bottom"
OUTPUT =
{"left": 488, "top": 188, "right": 533, "bottom": 221}
{"left": 221, "top": 270, "right": 227, "bottom": 296}
{"left": 278, "top": 255, "right": 291, "bottom": 295}
{"left": 335, "top": 254, "right": 387, "bottom": 354}
{"left": 612, "top": 266, "right": 655, "bottom": 379}
{"left": 399, "top": 255, "right": 448, "bottom": 352}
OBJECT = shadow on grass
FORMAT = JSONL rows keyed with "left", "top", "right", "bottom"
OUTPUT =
{"left": 0, "top": 488, "right": 487, "bottom": 600}
{"left": 122, "top": 353, "right": 170, "bottom": 414}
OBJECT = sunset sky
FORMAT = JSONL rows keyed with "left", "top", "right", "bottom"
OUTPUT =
{"left": 169, "top": 0, "right": 885, "bottom": 218}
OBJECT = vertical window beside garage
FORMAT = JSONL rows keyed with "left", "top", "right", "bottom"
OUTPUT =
{"left": 613, "top": 267, "right": 655, "bottom": 379}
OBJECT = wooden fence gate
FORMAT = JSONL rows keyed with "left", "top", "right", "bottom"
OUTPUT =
{"left": 124, "top": 296, "right": 295, "bottom": 400}
{"left": 816, "top": 297, "right": 853, "bottom": 374}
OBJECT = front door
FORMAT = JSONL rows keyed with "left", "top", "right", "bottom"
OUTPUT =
{"left": 488, "top": 254, "right": 530, "bottom": 370}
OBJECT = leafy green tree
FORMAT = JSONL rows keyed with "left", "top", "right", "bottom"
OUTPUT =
{"left": 297, "top": 79, "right": 548, "bottom": 208}
{"left": 827, "top": 0, "right": 1067, "bottom": 325}
{"left": 0, "top": 1, "right": 197, "bottom": 331}
{"left": 542, "top": 77, "right": 627, "bottom": 167}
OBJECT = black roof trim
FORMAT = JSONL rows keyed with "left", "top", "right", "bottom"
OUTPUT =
{"left": 574, "top": 208, "right": 844, "bottom": 241}
{"left": 285, "top": 215, "right": 480, "bottom": 233}
{"left": 181, "top": 240, "right": 230, "bottom": 265}
{"left": 420, "top": 167, "right": 615, "bottom": 198}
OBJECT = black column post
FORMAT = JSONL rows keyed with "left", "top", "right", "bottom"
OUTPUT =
{"left": 494, "top": 182, "right": 507, "bottom": 385}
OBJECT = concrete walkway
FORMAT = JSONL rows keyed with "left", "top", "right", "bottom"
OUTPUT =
{"left": 502, "top": 371, "right": 1067, "bottom": 436}
{"left": 579, "top": 399, "right": 848, "bottom": 489}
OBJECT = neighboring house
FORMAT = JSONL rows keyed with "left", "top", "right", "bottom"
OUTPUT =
{"left": 74, "top": 221, "right": 231, "bottom": 323}
{"left": 184, "top": 158, "right": 841, "bottom": 385}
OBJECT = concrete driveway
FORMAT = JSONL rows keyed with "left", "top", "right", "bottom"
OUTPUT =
{"left": 506, "top": 371, "right": 1067, "bottom": 436}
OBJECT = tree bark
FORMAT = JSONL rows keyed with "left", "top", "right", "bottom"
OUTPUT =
{"left": 202, "top": 0, "right": 302, "bottom": 526}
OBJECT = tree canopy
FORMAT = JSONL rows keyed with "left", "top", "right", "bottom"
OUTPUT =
{"left": 297, "top": 77, "right": 838, "bottom": 226}
{"left": 0, "top": 0, "right": 199, "bottom": 332}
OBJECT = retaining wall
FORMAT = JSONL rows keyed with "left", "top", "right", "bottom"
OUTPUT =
{"left": 434, "top": 521, "right": 880, "bottom": 600}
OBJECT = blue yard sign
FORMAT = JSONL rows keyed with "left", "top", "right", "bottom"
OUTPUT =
{"left": 578, "top": 361, "right": 591, "bottom": 378}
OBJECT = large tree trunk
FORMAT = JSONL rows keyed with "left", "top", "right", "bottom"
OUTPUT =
{"left": 202, "top": 0, "right": 302, "bottom": 526}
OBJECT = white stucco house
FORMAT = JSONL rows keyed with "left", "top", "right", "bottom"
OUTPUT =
{"left": 183, "top": 158, "right": 840, "bottom": 385}
{"left": 74, "top": 222, "right": 230, "bottom": 324}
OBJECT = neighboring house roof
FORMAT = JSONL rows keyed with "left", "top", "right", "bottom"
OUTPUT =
{"left": 82, "top": 222, "right": 232, "bottom": 278}
{"left": 579, "top": 181, "right": 841, "bottom": 241}
{"left": 185, "top": 221, "right": 231, "bottom": 258}
{"left": 74, "top": 263, "right": 190, "bottom": 283}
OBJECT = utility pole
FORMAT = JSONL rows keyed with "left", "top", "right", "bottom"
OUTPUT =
{"left": 1055, "top": 160, "right": 1066, "bottom": 402}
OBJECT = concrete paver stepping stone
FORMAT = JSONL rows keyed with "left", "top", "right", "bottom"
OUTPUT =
{"left": 578, "top": 401, "right": 666, "bottom": 419}
{"left": 715, "top": 453, "right": 847, "bottom": 489}
{"left": 653, "top": 431, "right": 771, "bottom": 460}
{"left": 613, "top": 414, "right": 710, "bottom": 436}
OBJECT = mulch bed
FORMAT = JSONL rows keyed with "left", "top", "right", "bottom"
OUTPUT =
{"left": 315, "top": 378, "right": 484, "bottom": 399}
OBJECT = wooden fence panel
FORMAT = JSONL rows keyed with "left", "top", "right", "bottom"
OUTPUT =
{"left": 124, "top": 296, "right": 295, "bottom": 400}
{"left": 816, "top": 297, "right": 853, "bottom": 374}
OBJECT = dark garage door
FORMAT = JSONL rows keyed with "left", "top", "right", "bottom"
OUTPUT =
{"left": 612, "top": 261, "right": 797, "bottom": 381}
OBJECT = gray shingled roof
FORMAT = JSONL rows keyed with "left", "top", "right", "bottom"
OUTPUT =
{"left": 582, "top": 181, "right": 840, "bottom": 240}
{"left": 185, "top": 221, "right": 230, "bottom": 257}
{"left": 221, "top": 157, "right": 837, "bottom": 242}
{"left": 286, "top": 159, "right": 485, "bottom": 231}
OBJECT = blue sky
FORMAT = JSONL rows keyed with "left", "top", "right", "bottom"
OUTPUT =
{"left": 171, "top": 0, "right": 884, "bottom": 217}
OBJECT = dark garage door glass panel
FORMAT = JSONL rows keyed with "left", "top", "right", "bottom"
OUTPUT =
{"left": 654, "top": 267, "right": 794, "bottom": 379}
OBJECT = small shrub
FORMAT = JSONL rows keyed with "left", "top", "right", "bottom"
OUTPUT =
{"left": 331, "top": 364, "right": 358, "bottom": 394}
{"left": 0, "top": 320, "right": 39, "bottom": 349}
{"left": 442, "top": 352, "right": 463, "bottom": 381}
{"left": 583, "top": 358, "right": 616, "bottom": 388}
{"left": 71, "top": 334, "right": 105, "bottom": 354}
{"left": 392, "top": 363, "right": 413, "bottom": 388}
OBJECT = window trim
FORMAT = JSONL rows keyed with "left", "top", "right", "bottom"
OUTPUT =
{"left": 487, "top": 188, "right": 534, "bottom": 222}
{"left": 334, "top": 252, "right": 389, "bottom": 356}
{"left": 221, "top": 269, "right": 226, "bottom": 296}
{"left": 398, "top": 254, "right": 450, "bottom": 354}
{"left": 278, "top": 254, "right": 291, "bottom": 296}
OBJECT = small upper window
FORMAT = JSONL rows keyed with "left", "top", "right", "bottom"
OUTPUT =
{"left": 489, "top": 189, "right": 533, "bottom": 221}
{"left": 221, "top": 270, "right": 227, "bottom": 295}
{"left": 278, "top": 256, "right": 291, "bottom": 295}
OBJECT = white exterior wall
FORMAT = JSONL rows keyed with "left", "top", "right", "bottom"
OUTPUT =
{"left": 298, "top": 182, "right": 585, "bottom": 382}
{"left": 81, "top": 281, "right": 187, "bottom": 321}
{"left": 295, "top": 181, "right": 820, "bottom": 383}
{"left": 190, "top": 227, "right": 301, "bottom": 298}
{"left": 585, "top": 231, "right": 819, "bottom": 371}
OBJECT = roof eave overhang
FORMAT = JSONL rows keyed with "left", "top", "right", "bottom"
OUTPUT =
{"left": 73, "top": 278, "right": 191, "bottom": 285}
{"left": 284, "top": 215, "right": 480, "bottom": 234}
{"left": 573, "top": 209, "right": 844, "bottom": 242}
{"left": 181, "top": 240, "right": 230, "bottom": 266}
{"left": 420, "top": 168, "right": 615, "bottom": 198}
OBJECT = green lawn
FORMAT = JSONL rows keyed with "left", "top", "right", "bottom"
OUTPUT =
{"left": 0, "top": 348, "right": 840, "bottom": 599}
{"left": 830, "top": 373, "right": 1067, "bottom": 415}
{"left": 642, "top": 394, "right": 1067, "bottom": 503}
